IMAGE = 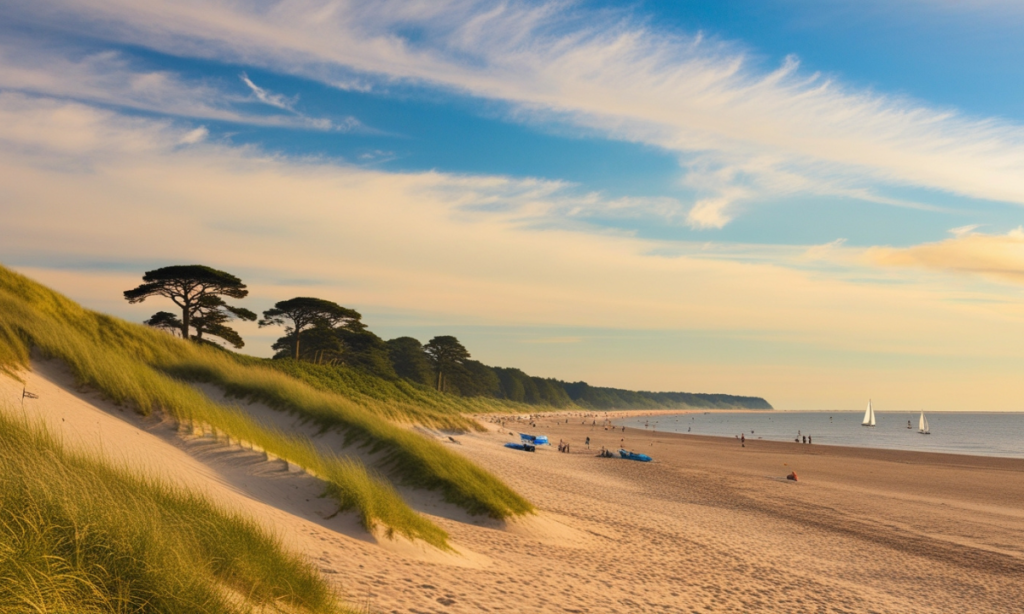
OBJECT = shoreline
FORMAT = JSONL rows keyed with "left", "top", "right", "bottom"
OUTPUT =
{"left": 453, "top": 414, "right": 1024, "bottom": 612}
{"left": 479, "top": 409, "right": 1024, "bottom": 462}
{"left": 479, "top": 407, "right": 774, "bottom": 421}
{"left": 6, "top": 364, "right": 1024, "bottom": 612}
{"left": 483, "top": 414, "right": 1024, "bottom": 470}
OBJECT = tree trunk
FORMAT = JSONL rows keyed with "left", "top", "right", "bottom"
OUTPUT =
{"left": 181, "top": 300, "right": 191, "bottom": 341}
{"left": 294, "top": 329, "right": 301, "bottom": 360}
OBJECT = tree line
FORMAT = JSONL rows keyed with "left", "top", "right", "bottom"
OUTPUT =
{"left": 124, "top": 265, "right": 771, "bottom": 410}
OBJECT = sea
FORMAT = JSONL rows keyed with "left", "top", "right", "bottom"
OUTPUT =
{"left": 613, "top": 411, "right": 1024, "bottom": 459}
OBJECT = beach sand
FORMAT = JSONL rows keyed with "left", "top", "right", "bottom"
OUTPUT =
{"left": 4, "top": 364, "right": 1023, "bottom": 613}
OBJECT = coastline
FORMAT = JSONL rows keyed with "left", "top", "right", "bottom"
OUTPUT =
{"left": 482, "top": 407, "right": 775, "bottom": 421}
{"left": 445, "top": 415, "right": 1024, "bottom": 612}
{"left": 6, "top": 365, "right": 1023, "bottom": 612}
{"left": 485, "top": 408, "right": 1024, "bottom": 461}
{"left": 530, "top": 418, "right": 1024, "bottom": 471}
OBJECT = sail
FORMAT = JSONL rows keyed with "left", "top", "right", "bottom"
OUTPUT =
{"left": 862, "top": 400, "right": 875, "bottom": 426}
{"left": 919, "top": 412, "right": 926, "bottom": 432}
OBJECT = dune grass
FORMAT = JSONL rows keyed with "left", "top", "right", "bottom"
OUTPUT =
{"left": 165, "top": 358, "right": 534, "bottom": 518}
{"left": 228, "top": 356, "right": 483, "bottom": 431}
{"left": 0, "top": 265, "right": 532, "bottom": 522}
{"left": 0, "top": 410, "right": 347, "bottom": 614}
{"left": 0, "top": 269, "right": 449, "bottom": 546}
{"left": 260, "top": 359, "right": 522, "bottom": 423}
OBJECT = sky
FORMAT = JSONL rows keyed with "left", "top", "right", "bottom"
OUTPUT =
{"left": 2, "top": 0, "right": 1024, "bottom": 410}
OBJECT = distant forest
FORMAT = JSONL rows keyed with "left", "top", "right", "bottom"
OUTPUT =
{"left": 277, "top": 332, "right": 772, "bottom": 410}
{"left": 127, "top": 265, "right": 772, "bottom": 410}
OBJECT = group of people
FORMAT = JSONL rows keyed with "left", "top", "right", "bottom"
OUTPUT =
{"left": 557, "top": 439, "right": 572, "bottom": 453}
{"left": 738, "top": 432, "right": 812, "bottom": 446}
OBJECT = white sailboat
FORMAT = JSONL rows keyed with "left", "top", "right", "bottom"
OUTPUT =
{"left": 918, "top": 411, "right": 930, "bottom": 435}
{"left": 862, "top": 400, "right": 876, "bottom": 427}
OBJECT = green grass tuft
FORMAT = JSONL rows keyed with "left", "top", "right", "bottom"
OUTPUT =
{"left": 0, "top": 266, "right": 454, "bottom": 546}
{"left": 0, "top": 410, "right": 347, "bottom": 614}
{"left": 0, "top": 264, "right": 532, "bottom": 526}
{"left": 259, "top": 358, "right": 523, "bottom": 429}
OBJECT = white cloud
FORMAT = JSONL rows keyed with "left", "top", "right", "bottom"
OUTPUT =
{"left": 13, "top": 0, "right": 1024, "bottom": 226}
{"left": 240, "top": 73, "right": 296, "bottom": 111}
{"left": 949, "top": 224, "right": 983, "bottom": 237}
{"left": 686, "top": 197, "right": 735, "bottom": 230}
{"left": 0, "top": 41, "right": 354, "bottom": 131}
{"left": 869, "top": 227, "right": 1024, "bottom": 284}
{"left": 802, "top": 238, "right": 848, "bottom": 261}
{"left": 0, "top": 92, "right": 1018, "bottom": 346}
{"left": 236, "top": 71, "right": 364, "bottom": 132}
{"left": 6, "top": 94, "right": 1024, "bottom": 409}
{"left": 178, "top": 126, "right": 208, "bottom": 145}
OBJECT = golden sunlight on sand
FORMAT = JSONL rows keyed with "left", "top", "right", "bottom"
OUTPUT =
{"left": 3, "top": 363, "right": 1022, "bottom": 613}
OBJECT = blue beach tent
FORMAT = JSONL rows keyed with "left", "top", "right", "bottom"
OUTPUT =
{"left": 619, "top": 449, "right": 652, "bottom": 462}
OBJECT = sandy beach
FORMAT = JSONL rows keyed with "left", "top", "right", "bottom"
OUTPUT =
{"left": 4, "top": 363, "right": 1023, "bottom": 613}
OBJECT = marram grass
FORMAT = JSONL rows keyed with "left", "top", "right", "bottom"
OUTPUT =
{"left": 0, "top": 264, "right": 532, "bottom": 524}
{"left": 0, "top": 270, "right": 450, "bottom": 546}
{"left": 0, "top": 410, "right": 347, "bottom": 614}
{"left": 165, "top": 357, "right": 533, "bottom": 518}
{"left": 260, "top": 358, "right": 524, "bottom": 426}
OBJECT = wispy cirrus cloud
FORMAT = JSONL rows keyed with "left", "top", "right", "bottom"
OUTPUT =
{"left": 7, "top": 0, "right": 1024, "bottom": 228}
{"left": 240, "top": 73, "right": 296, "bottom": 112}
{"left": 0, "top": 91, "right": 1015, "bottom": 347}
{"left": 0, "top": 40, "right": 360, "bottom": 131}
{"left": 237, "top": 72, "right": 356, "bottom": 131}
{"left": 6, "top": 92, "right": 1024, "bottom": 408}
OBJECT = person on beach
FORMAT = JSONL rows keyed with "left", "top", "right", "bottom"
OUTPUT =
{"left": 808, "top": 435, "right": 812, "bottom": 444}
{"left": 802, "top": 436, "right": 806, "bottom": 444}
{"left": 741, "top": 433, "right": 745, "bottom": 447}
{"left": 585, "top": 436, "right": 590, "bottom": 449}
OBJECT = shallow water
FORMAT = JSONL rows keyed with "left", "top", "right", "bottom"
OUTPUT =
{"left": 613, "top": 411, "right": 1024, "bottom": 459}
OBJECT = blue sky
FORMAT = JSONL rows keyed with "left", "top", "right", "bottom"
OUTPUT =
{"left": 2, "top": 0, "right": 1024, "bottom": 409}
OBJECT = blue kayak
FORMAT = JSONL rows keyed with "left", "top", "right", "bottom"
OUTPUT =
{"left": 619, "top": 449, "right": 652, "bottom": 462}
{"left": 505, "top": 442, "right": 536, "bottom": 452}
{"left": 519, "top": 433, "right": 549, "bottom": 445}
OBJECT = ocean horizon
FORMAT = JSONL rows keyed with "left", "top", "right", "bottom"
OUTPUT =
{"left": 614, "top": 411, "right": 1024, "bottom": 459}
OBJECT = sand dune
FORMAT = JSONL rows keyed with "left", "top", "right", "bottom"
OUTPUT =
{"left": 4, "top": 363, "right": 1023, "bottom": 613}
